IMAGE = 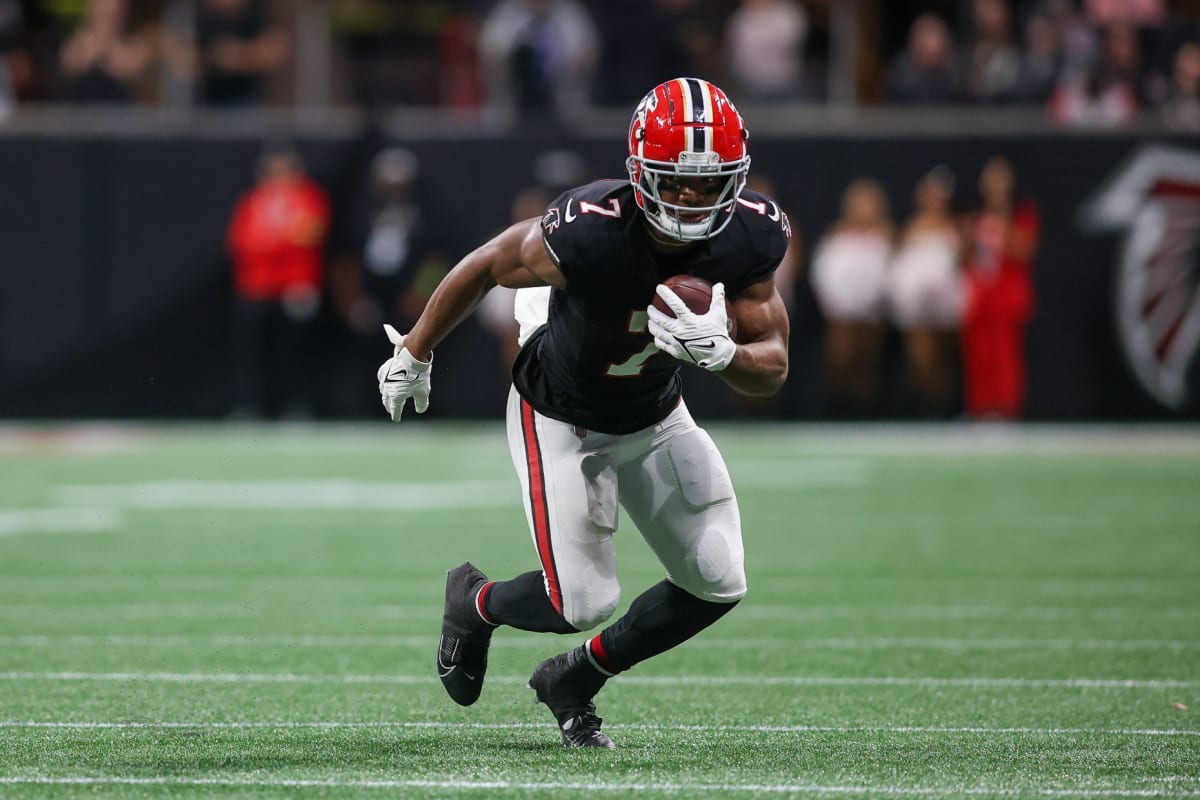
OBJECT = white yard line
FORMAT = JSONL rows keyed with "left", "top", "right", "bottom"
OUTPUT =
{"left": 0, "top": 671, "right": 1194, "bottom": 689}
{"left": 0, "top": 509, "right": 118, "bottom": 537}
{"left": 47, "top": 467, "right": 863, "bottom": 512}
{"left": 0, "top": 776, "right": 1196, "bottom": 797}
{"left": 2, "top": 721, "right": 1196, "bottom": 737}
{"left": 1, "top": 634, "right": 1197, "bottom": 652}
{"left": 52, "top": 480, "right": 517, "bottom": 510}
{"left": 6, "top": 421, "right": 1200, "bottom": 456}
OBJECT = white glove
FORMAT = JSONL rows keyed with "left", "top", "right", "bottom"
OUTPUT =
{"left": 376, "top": 324, "right": 432, "bottom": 421}
{"left": 646, "top": 282, "right": 737, "bottom": 372}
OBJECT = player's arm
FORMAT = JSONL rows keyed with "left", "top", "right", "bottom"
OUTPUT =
{"left": 720, "top": 277, "right": 790, "bottom": 397}
{"left": 377, "top": 218, "right": 563, "bottom": 421}
{"left": 403, "top": 218, "right": 563, "bottom": 361}
{"left": 647, "top": 276, "right": 789, "bottom": 398}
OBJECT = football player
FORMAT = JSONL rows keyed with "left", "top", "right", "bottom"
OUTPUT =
{"left": 378, "top": 78, "right": 791, "bottom": 748}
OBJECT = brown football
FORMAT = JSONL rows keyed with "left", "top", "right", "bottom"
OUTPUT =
{"left": 652, "top": 274, "right": 737, "bottom": 338}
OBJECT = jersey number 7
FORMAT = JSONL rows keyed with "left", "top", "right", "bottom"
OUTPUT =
{"left": 606, "top": 310, "right": 659, "bottom": 377}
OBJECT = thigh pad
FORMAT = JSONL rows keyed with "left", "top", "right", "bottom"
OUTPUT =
{"left": 667, "top": 430, "right": 735, "bottom": 510}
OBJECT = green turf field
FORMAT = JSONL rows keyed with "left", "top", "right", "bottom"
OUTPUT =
{"left": 0, "top": 423, "right": 1198, "bottom": 798}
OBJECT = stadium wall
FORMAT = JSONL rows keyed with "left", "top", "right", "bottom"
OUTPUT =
{"left": 1, "top": 127, "right": 1197, "bottom": 420}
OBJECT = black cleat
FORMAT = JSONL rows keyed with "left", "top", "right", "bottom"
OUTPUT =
{"left": 528, "top": 647, "right": 614, "bottom": 749}
{"left": 437, "top": 562, "right": 495, "bottom": 706}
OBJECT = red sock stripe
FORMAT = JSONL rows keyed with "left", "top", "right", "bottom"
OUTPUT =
{"left": 520, "top": 399, "right": 562, "bottom": 615}
{"left": 475, "top": 581, "right": 496, "bottom": 625}
{"left": 588, "top": 634, "right": 619, "bottom": 675}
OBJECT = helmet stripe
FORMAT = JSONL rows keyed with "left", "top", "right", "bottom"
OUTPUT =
{"left": 676, "top": 78, "right": 692, "bottom": 120}
{"left": 684, "top": 78, "right": 706, "bottom": 153}
{"left": 700, "top": 81, "right": 715, "bottom": 153}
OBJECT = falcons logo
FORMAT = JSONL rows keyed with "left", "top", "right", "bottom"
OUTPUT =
{"left": 1081, "top": 146, "right": 1200, "bottom": 410}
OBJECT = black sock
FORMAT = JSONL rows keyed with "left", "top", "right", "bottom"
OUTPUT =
{"left": 481, "top": 570, "right": 578, "bottom": 634}
{"left": 584, "top": 579, "right": 738, "bottom": 675}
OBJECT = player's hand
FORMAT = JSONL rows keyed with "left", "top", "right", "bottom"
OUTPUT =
{"left": 646, "top": 282, "right": 737, "bottom": 372}
{"left": 376, "top": 324, "right": 432, "bottom": 421}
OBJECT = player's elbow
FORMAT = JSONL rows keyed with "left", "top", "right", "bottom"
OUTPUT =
{"left": 766, "top": 368, "right": 788, "bottom": 397}
{"left": 740, "top": 361, "right": 788, "bottom": 397}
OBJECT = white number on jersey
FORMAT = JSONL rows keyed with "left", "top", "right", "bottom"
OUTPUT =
{"left": 605, "top": 310, "right": 659, "bottom": 377}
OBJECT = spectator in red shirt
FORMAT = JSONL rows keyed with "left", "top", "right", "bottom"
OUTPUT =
{"left": 226, "top": 143, "right": 330, "bottom": 418}
{"left": 961, "top": 156, "right": 1040, "bottom": 420}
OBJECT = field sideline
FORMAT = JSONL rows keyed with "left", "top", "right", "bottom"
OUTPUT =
{"left": 0, "top": 422, "right": 1197, "bottom": 799}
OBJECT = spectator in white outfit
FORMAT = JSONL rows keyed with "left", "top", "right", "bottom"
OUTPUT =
{"left": 811, "top": 178, "right": 894, "bottom": 414}
{"left": 725, "top": 0, "right": 808, "bottom": 100}
{"left": 888, "top": 166, "right": 963, "bottom": 415}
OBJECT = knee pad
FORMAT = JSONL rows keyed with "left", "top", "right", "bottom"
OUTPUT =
{"left": 563, "top": 584, "right": 621, "bottom": 631}
{"left": 675, "top": 531, "right": 747, "bottom": 603}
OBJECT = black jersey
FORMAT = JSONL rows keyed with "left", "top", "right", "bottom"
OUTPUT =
{"left": 512, "top": 179, "right": 790, "bottom": 435}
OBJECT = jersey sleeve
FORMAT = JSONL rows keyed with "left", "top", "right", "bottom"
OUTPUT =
{"left": 539, "top": 181, "right": 630, "bottom": 288}
{"left": 726, "top": 193, "right": 792, "bottom": 295}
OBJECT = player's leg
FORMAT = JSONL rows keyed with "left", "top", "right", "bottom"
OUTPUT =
{"left": 484, "top": 388, "right": 622, "bottom": 632}
{"left": 435, "top": 561, "right": 497, "bottom": 707}
{"left": 528, "top": 404, "right": 744, "bottom": 749}
{"left": 584, "top": 403, "right": 745, "bottom": 676}
{"left": 484, "top": 287, "right": 616, "bottom": 632}
{"left": 495, "top": 388, "right": 632, "bottom": 748}
{"left": 436, "top": 387, "right": 622, "bottom": 710}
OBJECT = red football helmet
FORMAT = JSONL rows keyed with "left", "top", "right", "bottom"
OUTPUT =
{"left": 626, "top": 78, "right": 751, "bottom": 241}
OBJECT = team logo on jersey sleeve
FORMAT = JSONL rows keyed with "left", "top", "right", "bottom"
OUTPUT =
{"left": 541, "top": 207, "right": 561, "bottom": 234}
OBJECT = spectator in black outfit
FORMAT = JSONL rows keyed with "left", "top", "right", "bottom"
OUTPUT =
{"left": 963, "top": 0, "right": 1021, "bottom": 103}
{"left": 478, "top": 0, "right": 598, "bottom": 119}
{"left": 1163, "top": 40, "right": 1200, "bottom": 130}
{"left": 197, "top": 0, "right": 288, "bottom": 106}
{"left": 589, "top": 1, "right": 694, "bottom": 107}
{"left": 58, "top": 0, "right": 152, "bottom": 104}
{"left": 1014, "top": 14, "right": 1064, "bottom": 102}
{"left": 886, "top": 13, "right": 964, "bottom": 104}
{"left": 327, "top": 146, "right": 450, "bottom": 416}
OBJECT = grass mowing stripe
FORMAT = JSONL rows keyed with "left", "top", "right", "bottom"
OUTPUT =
{"left": 1, "top": 671, "right": 1195, "bottom": 688}
{"left": 2, "top": 604, "right": 1198, "bottom": 621}
{"left": 0, "top": 776, "right": 1196, "bottom": 797}
{"left": 3, "top": 634, "right": 1198, "bottom": 651}
{"left": 4, "top": 721, "right": 1197, "bottom": 736}
{"left": 4, "top": 425, "right": 1196, "bottom": 798}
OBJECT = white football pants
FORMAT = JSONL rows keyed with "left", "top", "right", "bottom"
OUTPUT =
{"left": 505, "top": 386, "right": 746, "bottom": 631}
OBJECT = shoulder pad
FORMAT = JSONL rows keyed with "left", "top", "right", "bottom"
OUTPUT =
{"left": 735, "top": 190, "right": 792, "bottom": 242}
{"left": 541, "top": 181, "right": 633, "bottom": 279}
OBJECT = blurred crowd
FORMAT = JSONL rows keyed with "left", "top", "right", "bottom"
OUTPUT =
{"left": 883, "top": 0, "right": 1200, "bottom": 128}
{"left": 220, "top": 134, "right": 1039, "bottom": 422}
{"left": 810, "top": 158, "right": 1039, "bottom": 421}
{"left": 0, "top": 0, "right": 1196, "bottom": 128}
